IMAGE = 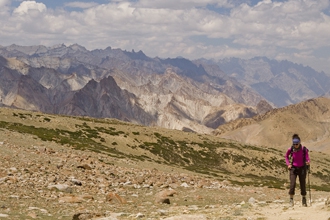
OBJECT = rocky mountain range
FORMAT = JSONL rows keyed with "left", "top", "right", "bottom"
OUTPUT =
{"left": 206, "top": 57, "right": 330, "bottom": 107}
{"left": 0, "top": 43, "right": 329, "bottom": 134}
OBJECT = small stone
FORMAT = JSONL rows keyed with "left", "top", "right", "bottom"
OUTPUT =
{"left": 248, "top": 197, "right": 256, "bottom": 204}
{"left": 48, "top": 184, "right": 73, "bottom": 193}
{"left": 0, "top": 214, "right": 9, "bottom": 218}
{"left": 136, "top": 213, "right": 145, "bottom": 218}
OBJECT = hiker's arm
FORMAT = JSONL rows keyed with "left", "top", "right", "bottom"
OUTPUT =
{"left": 285, "top": 149, "right": 291, "bottom": 169}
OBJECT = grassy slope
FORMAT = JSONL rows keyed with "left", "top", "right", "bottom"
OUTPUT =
{"left": 1, "top": 107, "right": 330, "bottom": 191}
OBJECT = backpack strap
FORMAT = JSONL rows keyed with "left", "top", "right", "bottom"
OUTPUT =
{"left": 302, "top": 146, "right": 308, "bottom": 164}
{"left": 289, "top": 146, "right": 293, "bottom": 165}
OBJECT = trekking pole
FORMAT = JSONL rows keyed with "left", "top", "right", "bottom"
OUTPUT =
{"left": 307, "top": 165, "right": 312, "bottom": 206}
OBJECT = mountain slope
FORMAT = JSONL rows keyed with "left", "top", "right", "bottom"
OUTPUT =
{"left": 210, "top": 57, "right": 330, "bottom": 107}
{"left": 0, "top": 44, "right": 271, "bottom": 133}
{"left": 214, "top": 96, "right": 330, "bottom": 153}
{"left": 1, "top": 107, "right": 330, "bottom": 219}
{"left": 1, "top": 106, "right": 330, "bottom": 189}
{"left": 0, "top": 56, "right": 153, "bottom": 125}
{"left": 58, "top": 76, "right": 155, "bottom": 125}
{"left": 0, "top": 44, "right": 267, "bottom": 107}
{"left": 2, "top": 44, "right": 330, "bottom": 134}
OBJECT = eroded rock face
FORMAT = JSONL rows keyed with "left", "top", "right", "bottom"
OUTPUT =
{"left": 0, "top": 44, "right": 273, "bottom": 134}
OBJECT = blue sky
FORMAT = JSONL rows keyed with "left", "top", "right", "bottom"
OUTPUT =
{"left": 1, "top": 0, "right": 330, "bottom": 74}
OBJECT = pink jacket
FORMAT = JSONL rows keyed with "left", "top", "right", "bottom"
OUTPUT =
{"left": 285, "top": 146, "right": 310, "bottom": 167}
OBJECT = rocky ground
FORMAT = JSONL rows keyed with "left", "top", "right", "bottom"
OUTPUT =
{"left": 1, "top": 131, "right": 330, "bottom": 220}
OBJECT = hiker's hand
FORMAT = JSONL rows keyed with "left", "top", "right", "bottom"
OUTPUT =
{"left": 306, "top": 162, "right": 310, "bottom": 166}
{"left": 288, "top": 165, "right": 292, "bottom": 170}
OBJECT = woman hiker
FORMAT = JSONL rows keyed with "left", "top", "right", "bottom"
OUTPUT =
{"left": 285, "top": 133, "right": 310, "bottom": 207}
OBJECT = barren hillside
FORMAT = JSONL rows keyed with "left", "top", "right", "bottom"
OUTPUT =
{"left": 214, "top": 97, "right": 330, "bottom": 153}
{"left": 1, "top": 107, "right": 330, "bottom": 219}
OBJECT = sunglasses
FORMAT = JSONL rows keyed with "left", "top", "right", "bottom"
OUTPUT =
{"left": 293, "top": 143, "right": 299, "bottom": 146}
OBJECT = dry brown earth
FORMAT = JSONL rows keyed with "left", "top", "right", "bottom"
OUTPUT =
{"left": 1, "top": 138, "right": 330, "bottom": 220}
{"left": 215, "top": 97, "right": 330, "bottom": 154}
{"left": 1, "top": 107, "right": 330, "bottom": 219}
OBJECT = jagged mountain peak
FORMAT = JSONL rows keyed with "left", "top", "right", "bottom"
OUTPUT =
{"left": 68, "top": 43, "right": 88, "bottom": 52}
{"left": 1, "top": 43, "right": 328, "bottom": 135}
{"left": 123, "top": 49, "right": 152, "bottom": 61}
{"left": 208, "top": 57, "right": 330, "bottom": 107}
{"left": 50, "top": 43, "right": 66, "bottom": 49}
{"left": 0, "top": 45, "right": 273, "bottom": 134}
{"left": 5, "top": 44, "right": 48, "bottom": 55}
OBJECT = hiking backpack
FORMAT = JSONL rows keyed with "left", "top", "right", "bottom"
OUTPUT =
{"left": 289, "top": 145, "right": 308, "bottom": 165}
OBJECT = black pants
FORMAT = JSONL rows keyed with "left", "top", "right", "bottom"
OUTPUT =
{"left": 289, "top": 166, "right": 307, "bottom": 196}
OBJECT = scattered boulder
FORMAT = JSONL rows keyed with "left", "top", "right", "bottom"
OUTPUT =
{"left": 72, "top": 212, "right": 104, "bottom": 220}
{"left": 155, "top": 189, "right": 177, "bottom": 204}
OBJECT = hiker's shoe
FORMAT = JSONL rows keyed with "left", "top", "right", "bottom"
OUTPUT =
{"left": 289, "top": 198, "right": 294, "bottom": 207}
{"left": 302, "top": 197, "right": 307, "bottom": 207}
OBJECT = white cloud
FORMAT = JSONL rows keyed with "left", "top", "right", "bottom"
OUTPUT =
{"left": 0, "top": 0, "right": 11, "bottom": 15}
{"left": 0, "top": 0, "right": 330, "bottom": 73}
{"left": 0, "top": 0, "right": 10, "bottom": 7}
{"left": 13, "top": 1, "right": 47, "bottom": 15}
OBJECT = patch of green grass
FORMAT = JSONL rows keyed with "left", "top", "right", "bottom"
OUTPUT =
{"left": 0, "top": 121, "right": 123, "bottom": 157}
{"left": 2, "top": 110, "right": 329, "bottom": 190}
{"left": 95, "top": 126, "right": 126, "bottom": 136}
